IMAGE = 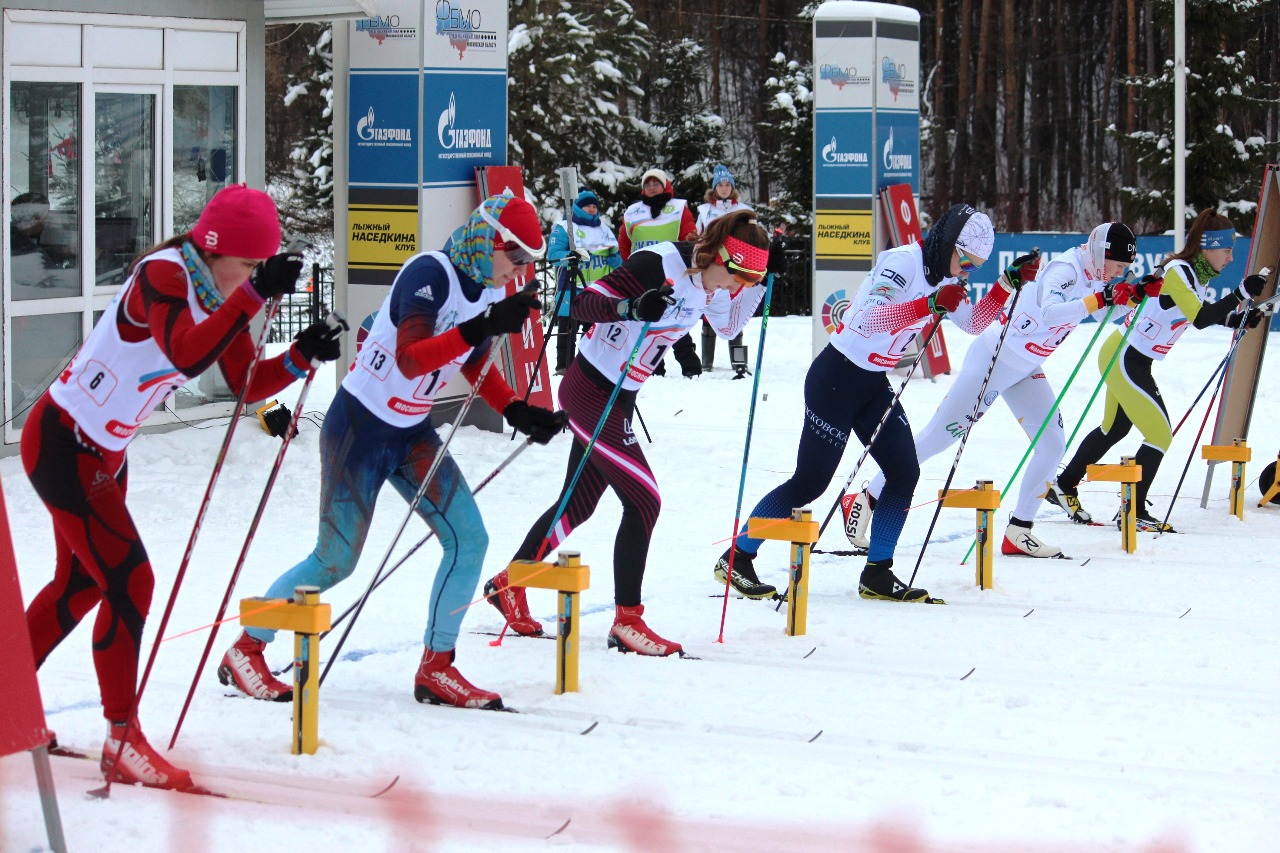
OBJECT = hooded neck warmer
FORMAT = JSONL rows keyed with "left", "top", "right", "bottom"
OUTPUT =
{"left": 447, "top": 195, "right": 516, "bottom": 287}
{"left": 571, "top": 202, "right": 601, "bottom": 228}
{"left": 643, "top": 191, "right": 672, "bottom": 219}
{"left": 921, "top": 204, "right": 972, "bottom": 287}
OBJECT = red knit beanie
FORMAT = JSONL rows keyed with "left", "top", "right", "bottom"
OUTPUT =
{"left": 191, "top": 184, "right": 282, "bottom": 259}
{"left": 495, "top": 197, "right": 544, "bottom": 253}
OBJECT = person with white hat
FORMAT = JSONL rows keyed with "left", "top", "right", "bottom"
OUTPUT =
{"left": 696, "top": 164, "right": 754, "bottom": 375}
{"left": 852, "top": 221, "right": 1142, "bottom": 560}
{"left": 619, "top": 168, "right": 702, "bottom": 377}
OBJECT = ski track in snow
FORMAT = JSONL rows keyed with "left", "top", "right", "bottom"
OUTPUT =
{"left": 2, "top": 317, "right": 1277, "bottom": 852}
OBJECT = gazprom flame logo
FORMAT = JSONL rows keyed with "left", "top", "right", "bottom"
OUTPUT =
{"left": 356, "top": 106, "right": 411, "bottom": 143}
{"left": 822, "top": 289, "right": 851, "bottom": 334}
{"left": 356, "top": 106, "right": 376, "bottom": 141}
{"left": 437, "top": 93, "right": 493, "bottom": 151}
{"left": 821, "top": 137, "right": 867, "bottom": 165}
{"left": 883, "top": 127, "right": 913, "bottom": 173}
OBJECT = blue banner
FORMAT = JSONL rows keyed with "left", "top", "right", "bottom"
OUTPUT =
{"left": 348, "top": 73, "right": 419, "bottom": 187}
{"left": 814, "top": 111, "right": 873, "bottom": 197}
{"left": 421, "top": 72, "right": 505, "bottom": 186}
{"left": 875, "top": 112, "right": 918, "bottom": 193}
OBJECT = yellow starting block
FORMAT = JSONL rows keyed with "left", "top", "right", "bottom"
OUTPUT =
{"left": 939, "top": 481, "right": 1001, "bottom": 590}
{"left": 239, "top": 586, "right": 331, "bottom": 755}
{"left": 1202, "top": 439, "right": 1251, "bottom": 520}
{"left": 506, "top": 552, "right": 590, "bottom": 694}
{"left": 1087, "top": 456, "right": 1142, "bottom": 553}
{"left": 745, "top": 509, "right": 818, "bottom": 637}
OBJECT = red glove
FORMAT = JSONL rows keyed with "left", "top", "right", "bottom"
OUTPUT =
{"left": 928, "top": 283, "right": 967, "bottom": 315}
{"left": 1136, "top": 274, "right": 1163, "bottom": 300}
{"left": 1111, "top": 281, "right": 1137, "bottom": 307}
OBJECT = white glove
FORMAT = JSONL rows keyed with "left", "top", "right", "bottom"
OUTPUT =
{"left": 572, "top": 247, "right": 591, "bottom": 263}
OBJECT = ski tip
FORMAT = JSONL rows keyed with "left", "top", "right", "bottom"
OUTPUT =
{"left": 579, "top": 721, "right": 599, "bottom": 735}
{"left": 1080, "top": 558, "right": 1092, "bottom": 567}
{"left": 370, "top": 775, "right": 401, "bottom": 798}
{"left": 807, "top": 730, "right": 823, "bottom": 743}
{"left": 1023, "top": 608, "right": 1035, "bottom": 618}
{"left": 546, "top": 818, "right": 573, "bottom": 839}
{"left": 925, "top": 596, "right": 947, "bottom": 605}
{"left": 803, "top": 647, "right": 817, "bottom": 659}
{"left": 960, "top": 667, "right": 976, "bottom": 681}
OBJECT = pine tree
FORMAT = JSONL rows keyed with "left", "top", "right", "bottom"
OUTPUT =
{"left": 621, "top": 36, "right": 727, "bottom": 209}
{"left": 284, "top": 24, "right": 334, "bottom": 234}
{"left": 507, "top": 0, "right": 651, "bottom": 218}
{"left": 1116, "top": 0, "right": 1279, "bottom": 234}
{"left": 757, "top": 51, "right": 814, "bottom": 232}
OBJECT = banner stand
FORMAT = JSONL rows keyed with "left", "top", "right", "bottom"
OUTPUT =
{"left": 0, "top": 473, "right": 67, "bottom": 852}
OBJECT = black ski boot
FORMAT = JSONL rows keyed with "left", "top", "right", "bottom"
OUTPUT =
{"left": 713, "top": 547, "right": 777, "bottom": 599}
{"left": 858, "top": 558, "right": 932, "bottom": 603}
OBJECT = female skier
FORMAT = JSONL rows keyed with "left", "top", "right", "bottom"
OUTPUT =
{"left": 221, "top": 195, "right": 565, "bottom": 710}
{"left": 1050, "top": 210, "right": 1266, "bottom": 531}
{"left": 718, "top": 204, "right": 1007, "bottom": 603}
{"left": 486, "top": 209, "right": 770, "bottom": 654}
{"left": 850, "top": 222, "right": 1143, "bottom": 559}
{"left": 24, "top": 184, "right": 336, "bottom": 790}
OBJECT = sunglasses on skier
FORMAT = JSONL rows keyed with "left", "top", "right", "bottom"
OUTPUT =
{"left": 477, "top": 204, "right": 546, "bottom": 266}
{"left": 956, "top": 246, "right": 985, "bottom": 273}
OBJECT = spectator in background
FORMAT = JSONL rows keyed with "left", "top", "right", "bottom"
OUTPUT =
{"left": 696, "top": 165, "right": 754, "bottom": 376}
{"left": 619, "top": 168, "right": 702, "bottom": 377}
{"left": 549, "top": 188, "right": 621, "bottom": 374}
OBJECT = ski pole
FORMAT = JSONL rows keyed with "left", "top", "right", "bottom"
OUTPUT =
{"left": 814, "top": 316, "right": 945, "bottom": 542}
{"left": 98, "top": 295, "right": 284, "bottom": 797}
{"left": 319, "top": 319, "right": 512, "bottom": 686}
{"left": 716, "top": 272, "right": 775, "bottom": 641}
{"left": 1170, "top": 303, "right": 1257, "bottom": 437}
{"left": 1063, "top": 297, "right": 1151, "bottom": 452}
{"left": 528, "top": 315, "right": 662, "bottom": 565}
{"left": 1157, "top": 297, "right": 1261, "bottom": 533}
{"left": 271, "top": 436, "right": 535, "bottom": 677}
{"left": 515, "top": 266, "right": 572, "bottom": 420}
{"left": 908, "top": 283, "right": 1024, "bottom": 586}
{"left": 633, "top": 402, "right": 653, "bottom": 443}
{"left": 957, "top": 302, "right": 1118, "bottom": 565}
{"left": 169, "top": 312, "right": 347, "bottom": 748}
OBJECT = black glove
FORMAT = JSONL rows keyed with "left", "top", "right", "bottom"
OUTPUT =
{"left": 767, "top": 236, "right": 788, "bottom": 275}
{"left": 294, "top": 316, "right": 345, "bottom": 365}
{"left": 503, "top": 400, "right": 568, "bottom": 444}
{"left": 998, "top": 249, "right": 1040, "bottom": 293}
{"left": 618, "top": 285, "right": 674, "bottom": 322}
{"left": 458, "top": 290, "right": 540, "bottom": 346}
{"left": 1226, "top": 307, "right": 1266, "bottom": 329}
{"left": 1239, "top": 274, "right": 1267, "bottom": 299}
{"left": 250, "top": 253, "right": 303, "bottom": 300}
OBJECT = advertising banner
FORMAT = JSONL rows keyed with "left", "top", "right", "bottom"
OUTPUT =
{"left": 349, "top": 73, "right": 420, "bottom": 187}
{"left": 422, "top": 72, "right": 507, "bottom": 187}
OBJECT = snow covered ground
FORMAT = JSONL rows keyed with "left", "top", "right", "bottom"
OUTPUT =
{"left": 2, "top": 313, "right": 1278, "bottom": 852}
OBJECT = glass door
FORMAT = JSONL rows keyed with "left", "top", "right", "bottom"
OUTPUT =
{"left": 94, "top": 89, "right": 158, "bottom": 291}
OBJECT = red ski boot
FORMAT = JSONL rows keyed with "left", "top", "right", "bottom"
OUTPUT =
{"left": 101, "top": 721, "right": 194, "bottom": 790}
{"left": 218, "top": 630, "right": 293, "bottom": 701}
{"left": 607, "top": 604, "right": 683, "bottom": 656}
{"left": 483, "top": 570, "right": 545, "bottom": 636}
{"left": 413, "top": 649, "right": 504, "bottom": 710}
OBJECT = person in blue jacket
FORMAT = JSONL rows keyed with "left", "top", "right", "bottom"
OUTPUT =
{"left": 549, "top": 189, "right": 622, "bottom": 373}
